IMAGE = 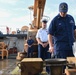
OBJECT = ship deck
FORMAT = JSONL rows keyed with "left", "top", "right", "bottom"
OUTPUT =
{"left": 0, "top": 59, "right": 20, "bottom": 75}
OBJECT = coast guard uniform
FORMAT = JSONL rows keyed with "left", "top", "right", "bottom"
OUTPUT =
{"left": 36, "top": 28, "right": 51, "bottom": 60}
{"left": 48, "top": 14, "right": 76, "bottom": 58}
{"left": 27, "top": 39, "right": 34, "bottom": 57}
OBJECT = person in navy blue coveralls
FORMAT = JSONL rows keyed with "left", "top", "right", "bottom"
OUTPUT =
{"left": 27, "top": 36, "right": 34, "bottom": 57}
{"left": 48, "top": 2, "right": 76, "bottom": 59}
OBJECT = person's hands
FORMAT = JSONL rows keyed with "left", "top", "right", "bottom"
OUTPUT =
{"left": 28, "top": 45, "right": 32, "bottom": 47}
{"left": 43, "top": 43, "right": 48, "bottom": 48}
{"left": 48, "top": 46, "right": 54, "bottom": 53}
{"left": 41, "top": 43, "right": 45, "bottom": 48}
{"left": 41, "top": 42, "right": 48, "bottom": 48}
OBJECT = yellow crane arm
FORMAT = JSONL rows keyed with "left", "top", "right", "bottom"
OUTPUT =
{"left": 33, "top": 0, "right": 46, "bottom": 29}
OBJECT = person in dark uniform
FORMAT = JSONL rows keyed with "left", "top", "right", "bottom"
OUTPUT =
{"left": 48, "top": 2, "right": 76, "bottom": 59}
{"left": 36, "top": 19, "right": 51, "bottom": 73}
{"left": 27, "top": 36, "right": 34, "bottom": 57}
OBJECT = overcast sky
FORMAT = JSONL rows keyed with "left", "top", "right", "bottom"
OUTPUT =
{"left": 0, "top": 0, "right": 76, "bottom": 34}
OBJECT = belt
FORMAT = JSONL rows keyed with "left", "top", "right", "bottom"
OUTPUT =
{"left": 42, "top": 42, "right": 48, "bottom": 43}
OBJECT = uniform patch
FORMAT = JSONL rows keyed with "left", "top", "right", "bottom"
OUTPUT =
{"left": 58, "top": 23, "right": 61, "bottom": 25}
{"left": 70, "top": 20, "right": 74, "bottom": 23}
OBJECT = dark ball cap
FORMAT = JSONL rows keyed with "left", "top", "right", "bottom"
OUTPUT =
{"left": 59, "top": 2, "right": 68, "bottom": 12}
{"left": 41, "top": 19, "right": 48, "bottom": 23}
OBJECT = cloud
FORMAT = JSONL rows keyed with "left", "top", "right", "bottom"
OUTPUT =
{"left": 0, "top": 9, "right": 11, "bottom": 18}
{"left": 14, "top": 8, "right": 28, "bottom": 11}
{"left": 69, "top": 10, "right": 76, "bottom": 15}
{"left": 44, "top": 8, "right": 58, "bottom": 20}
{"left": 0, "top": 0, "right": 19, "bottom": 4}
{"left": 12, "top": 11, "right": 33, "bottom": 24}
{"left": 12, "top": 15, "right": 30, "bottom": 23}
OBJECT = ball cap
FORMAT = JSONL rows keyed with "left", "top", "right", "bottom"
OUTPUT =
{"left": 41, "top": 19, "right": 48, "bottom": 23}
{"left": 59, "top": 2, "right": 68, "bottom": 12}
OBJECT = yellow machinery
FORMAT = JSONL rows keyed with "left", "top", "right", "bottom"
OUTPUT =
{"left": 28, "top": 0, "right": 46, "bottom": 29}
{"left": 26, "top": 0, "right": 46, "bottom": 58}
{"left": 27, "top": 0, "right": 46, "bottom": 42}
{"left": 33, "top": 0, "right": 46, "bottom": 29}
